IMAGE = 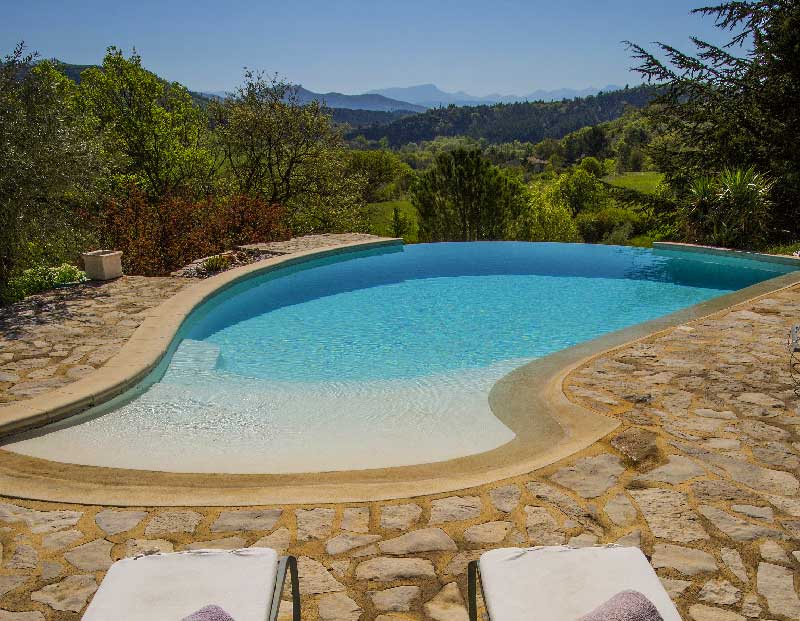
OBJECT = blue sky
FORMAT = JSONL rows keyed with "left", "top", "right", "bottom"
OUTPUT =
{"left": 3, "top": 1, "right": 736, "bottom": 95}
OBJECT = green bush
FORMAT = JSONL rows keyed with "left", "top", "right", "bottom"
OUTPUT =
{"left": 9, "top": 263, "right": 86, "bottom": 301}
{"left": 202, "top": 254, "right": 232, "bottom": 273}
{"left": 578, "top": 157, "right": 603, "bottom": 178}
{"left": 684, "top": 167, "right": 774, "bottom": 249}
{"left": 512, "top": 187, "right": 580, "bottom": 242}
{"left": 575, "top": 206, "right": 642, "bottom": 243}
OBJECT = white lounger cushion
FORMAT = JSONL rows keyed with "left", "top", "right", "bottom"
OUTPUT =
{"left": 479, "top": 546, "right": 681, "bottom": 621}
{"left": 82, "top": 548, "right": 279, "bottom": 621}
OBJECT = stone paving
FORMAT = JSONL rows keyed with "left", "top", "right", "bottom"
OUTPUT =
{"left": 0, "top": 277, "right": 192, "bottom": 404}
{"left": 0, "top": 239, "right": 798, "bottom": 620}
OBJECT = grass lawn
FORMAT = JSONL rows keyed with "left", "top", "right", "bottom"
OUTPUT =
{"left": 366, "top": 199, "right": 419, "bottom": 243}
{"left": 603, "top": 171, "right": 664, "bottom": 195}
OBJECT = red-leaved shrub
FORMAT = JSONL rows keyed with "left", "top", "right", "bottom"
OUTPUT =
{"left": 91, "top": 189, "right": 290, "bottom": 275}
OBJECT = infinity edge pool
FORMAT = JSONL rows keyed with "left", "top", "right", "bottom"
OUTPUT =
{"left": 0, "top": 238, "right": 798, "bottom": 505}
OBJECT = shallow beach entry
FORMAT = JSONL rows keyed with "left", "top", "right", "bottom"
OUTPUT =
{"left": 4, "top": 242, "right": 795, "bottom": 473}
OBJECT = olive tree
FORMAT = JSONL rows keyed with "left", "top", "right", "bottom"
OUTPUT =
{"left": 77, "top": 47, "right": 217, "bottom": 197}
{"left": 210, "top": 71, "right": 367, "bottom": 233}
{"left": 0, "top": 44, "right": 102, "bottom": 303}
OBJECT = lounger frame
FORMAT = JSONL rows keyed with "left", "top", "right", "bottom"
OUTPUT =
{"left": 467, "top": 559, "right": 483, "bottom": 621}
{"left": 272, "top": 555, "right": 301, "bottom": 621}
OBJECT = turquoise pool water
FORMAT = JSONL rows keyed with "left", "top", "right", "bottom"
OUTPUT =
{"left": 5, "top": 242, "right": 795, "bottom": 473}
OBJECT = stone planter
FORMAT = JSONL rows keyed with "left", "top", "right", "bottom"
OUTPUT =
{"left": 81, "top": 250, "right": 123, "bottom": 281}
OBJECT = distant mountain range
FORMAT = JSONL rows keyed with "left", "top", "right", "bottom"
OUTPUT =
{"left": 205, "top": 87, "right": 425, "bottom": 113}
{"left": 366, "top": 83, "right": 625, "bottom": 108}
{"left": 48, "top": 59, "right": 626, "bottom": 113}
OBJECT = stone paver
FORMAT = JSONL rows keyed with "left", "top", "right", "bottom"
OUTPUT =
{"left": 63, "top": 539, "right": 113, "bottom": 571}
{"left": 549, "top": 453, "right": 624, "bottom": 498}
{"left": 1, "top": 240, "right": 800, "bottom": 620}
{"left": 630, "top": 489, "right": 709, "bottom": 543}
{"left": 326, "top": 533, "right": 382, "bottom": 556}
{"left": 297, "top": 508, "right": 336, "bottom": 541}
{"left": 378, "top": 528, "right": 456, "bottom": 554}
{"left": 143, "top": 510, "right": 202, "bottom": 536}
{"left": 30, "top": 575, "right": 97, "bottom": 613}
{"left": 380, "top": 504, "right": 422, "bottom": 531}
{"left": 212, "top": 509, "right": 282, "bottom": 532}
{"left": 355, "top": 557, "right": 436, "bottom": 582}
{"left": 370, "top": 586, "right": 420, "bottom": 612}
{"left": 603, "top": 493, "right": 637, "bottom": 527}
{"left": 488, "top": 484, "right": 520, "bottom": 513}
{"left": 253, "top": 527, "right": 291, "bottom": 553}
{"left": 94, "top": 509, "right": 147, "bottom": 536}
{"left": 429, "top": 497, "right": 481, "bottom": 524}
{"left": 651, "top": 544, "right": 718, "bottom": 576}
{"left": 756, "top": 562, "right": 800, "bottom": 618}
{"left": 424, "top": 583, "right": 468, "bottom": 621}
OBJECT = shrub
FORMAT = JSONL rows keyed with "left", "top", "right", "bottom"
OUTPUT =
{"left": 684, "top": 167, "right": 774, "bottom": 249}
{"left": 202, "top": 254, "right": 231, "bottom": 273}
{"left": 512, "top": 187, "right": 580, "bottom": 242}
{"left": 575, "top": 206, "right": 642, "bottom": 243}
{"left": 578, "top": 156, "right": 603, "bottom": 178}
{"left": 9, "top": 263, "right": 86, "bottom": 301}
{"left": 92, "top": 188, "right": 290, "bottom": 276}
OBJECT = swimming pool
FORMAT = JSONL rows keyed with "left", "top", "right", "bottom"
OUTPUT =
{"left": 4, "top": 242, "right": 796, "bottom": 473}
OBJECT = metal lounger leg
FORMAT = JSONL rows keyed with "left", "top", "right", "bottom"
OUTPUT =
{"left": 270, "top": 556, "right": 301, "bottom": 621}
{"left": 468, "top": 559, "right": 481, "bottom": 621}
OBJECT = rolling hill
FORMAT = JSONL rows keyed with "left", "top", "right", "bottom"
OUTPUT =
{"left": 349, "top": 85, "right": 657, "bottom": 146}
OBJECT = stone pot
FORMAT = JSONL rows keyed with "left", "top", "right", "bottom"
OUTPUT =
{"left": 81, "top": 250, "right": 123, "bottom": 281}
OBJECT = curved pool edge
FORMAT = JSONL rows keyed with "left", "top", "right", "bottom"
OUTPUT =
{"left": 1, "top": 264, "right": 798, "bottom": 506}
{"left": 0, "top": 237, "right": 404, "bottom": 438}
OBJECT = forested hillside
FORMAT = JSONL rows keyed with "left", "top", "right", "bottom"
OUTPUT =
{"left": 330, "top": 108, "right": 418, "bottom": 128}
{"left": 350, "top": 85, "right": 657, "bottom": 145}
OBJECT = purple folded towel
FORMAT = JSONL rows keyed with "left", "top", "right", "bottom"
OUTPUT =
{"left": 579, "top": 590, "right": 664, "bottom": 621}
{"left": 181, "top": 604, "right": 235, "bottom": 621}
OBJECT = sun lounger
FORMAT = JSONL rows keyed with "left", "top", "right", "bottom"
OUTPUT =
{"left": 468, "top": 546, "right": 680, "bottom": 621}
{"left": 82, "top": 547, "right": 299, "bottom": 621}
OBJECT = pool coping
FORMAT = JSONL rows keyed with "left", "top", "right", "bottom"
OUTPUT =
{"left": 0, "top": 243, "right": 798, "bottom": 506}
{"left": 653, "top": 241, "right": 800, "bottom": 267}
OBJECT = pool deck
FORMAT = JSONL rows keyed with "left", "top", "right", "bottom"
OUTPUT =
{"left": 0, "top": 236, "right": 798, "bottom": 620}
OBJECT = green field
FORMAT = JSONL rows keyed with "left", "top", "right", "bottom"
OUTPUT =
{"left": 366, "top": 199, "right": 419, "bottom": 243}
{"left": 603, "top": 172, "right": 664, "bottom": 195}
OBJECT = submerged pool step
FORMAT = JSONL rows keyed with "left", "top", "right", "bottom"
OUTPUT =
{"left": 164, "top": 339, "right": 222, "bottom": 377}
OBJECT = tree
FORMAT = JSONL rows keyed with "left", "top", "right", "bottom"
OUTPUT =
{"left": 511, "top": 183, "right": 580, "bottom": 242}
{"left": 210, "top": 71, "right": 367, "bottom": 233}
{"left": 546, "top": 168, "right": 608, "bottom": 216}
{"left": 626, "top": 1, "right": 800, "bottom": 244}
{"left": 411, "top": 149, "right": 527, "bottom": 242}
{"left": 347, "top": 149, "right": 414, "bottom": 202}
{"left": 77, "top": 47, "right": 216, "bottom": 197}
{"left": 0, "top": 44, "right": 102, "bottom": 303}
{"left": 563, "top": 126, "right": 610, "bottom": 162}
{"left": 391, "top": 205, "right": 410, "bottom": 238}
{"left": 578, "top": 156, "right": 603, "bottom": 178}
